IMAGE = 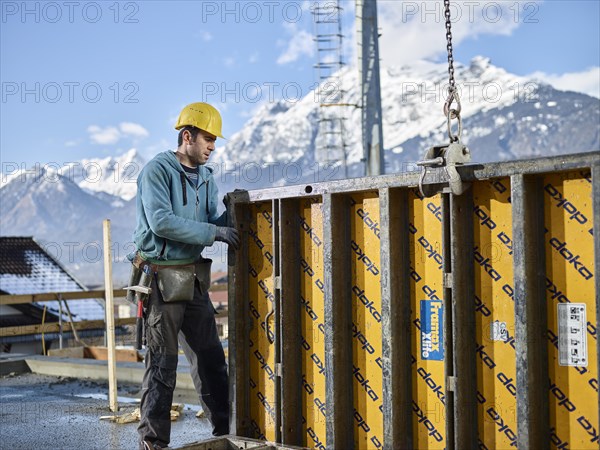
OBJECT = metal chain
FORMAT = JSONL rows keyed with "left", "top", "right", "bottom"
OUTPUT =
{"left": 443, "top": 0, "right": 462, "bottom": 142}
{"left": 444, "top": 0, "right": 455, "bottom": 91}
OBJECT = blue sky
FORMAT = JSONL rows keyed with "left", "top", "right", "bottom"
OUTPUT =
{"left": 1, "top": 0, "right": 599, "bottom": 171}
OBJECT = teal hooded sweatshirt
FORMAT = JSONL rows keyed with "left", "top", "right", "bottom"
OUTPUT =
{"left": 132, "top": 150, "right": 227, "bottom": 263}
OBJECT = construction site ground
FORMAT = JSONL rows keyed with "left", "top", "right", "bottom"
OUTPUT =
{"left": 0, "top": 359, "right": 214, "bottom": 449}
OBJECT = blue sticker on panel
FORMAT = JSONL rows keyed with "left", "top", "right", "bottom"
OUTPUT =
{"left": 421, "top": 300, "right": 444, "bottom": 361}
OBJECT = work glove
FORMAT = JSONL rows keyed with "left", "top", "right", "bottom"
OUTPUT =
{"left": 215, "top": 226, "right": 240, "bottom": 250}
{"left": 223, "top": 189, "right": 245, "bottom": 208}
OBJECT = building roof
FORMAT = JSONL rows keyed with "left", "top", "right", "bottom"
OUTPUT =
{"left": 0, "top": 287, "right": 60, "bottom": 328}
{"left": 209, "top": 289, "right": 228, "bottom": 307}
{"left": 0, "top": 237, "right": 105, "bottom": 323}
{"left": 211, "top": 271, "right": 227, "bottom": 284}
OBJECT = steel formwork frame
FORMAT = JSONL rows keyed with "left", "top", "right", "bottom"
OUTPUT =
{"left": 227, "top": 151, "right": 600, "bottom": 450}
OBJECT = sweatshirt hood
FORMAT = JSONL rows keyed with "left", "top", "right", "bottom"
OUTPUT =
{"left": 154, "top": 150, "right": 212, "bottom": 178}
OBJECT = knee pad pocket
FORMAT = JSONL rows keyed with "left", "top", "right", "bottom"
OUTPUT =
{"left": 146, "top": 311, "right": 165, "bottom": 347}
{"left": 149, "top": 352, "right": 179, "bottom": 390}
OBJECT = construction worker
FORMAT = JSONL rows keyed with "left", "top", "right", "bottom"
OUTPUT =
{"left": 131, "top": 102, "right": 239, "bottom": 450}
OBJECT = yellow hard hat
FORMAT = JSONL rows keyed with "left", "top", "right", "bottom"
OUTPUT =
{"left": 174, "top": 102, "right": 224, "bottom": 138}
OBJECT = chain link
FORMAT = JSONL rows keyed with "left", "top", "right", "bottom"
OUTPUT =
{"left": 444, "top": 0, "right": 455, "bottom": 90}
{"left": 443, "top": 0, "right": 462, "bottom": 142}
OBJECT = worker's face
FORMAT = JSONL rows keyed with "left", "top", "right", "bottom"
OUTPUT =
{"left": 185, "top": 129, "right": 217, "bottom": 165}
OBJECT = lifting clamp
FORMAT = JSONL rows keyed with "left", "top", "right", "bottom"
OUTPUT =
{"left": 417, "top": 0, "right": 473, "bottom": 198}
{"left": 417, "top": 140, "right": 471, "bottom": 197}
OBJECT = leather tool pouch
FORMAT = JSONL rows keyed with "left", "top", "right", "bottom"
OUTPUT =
{"left": 156, "top": 265, "right": 196, "bottom": 302}
{"left": 126, "top": 263, "right": 143, "bottom": 304}
{"left": 195, "top": 258, "right": 212, "bottom": 295}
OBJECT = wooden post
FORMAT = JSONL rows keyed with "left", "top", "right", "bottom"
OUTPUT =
{"left": 58, "top": 294, "right": 63, "bottom": 349}
{"left": 103, "top": 219, "right": 118, "bottom": 412}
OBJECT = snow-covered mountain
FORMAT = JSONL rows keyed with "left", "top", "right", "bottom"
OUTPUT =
{"left": 0, "top": 166, "right": 137, "bottom": 286}
{"left": 1, "top": 57, "right": 598, "bottom": 286}
{"left": 60, "top": 148, "right": 145, "bottom": 202}
{"left": 211, "top": 56, "right": 599, "bottom": 191}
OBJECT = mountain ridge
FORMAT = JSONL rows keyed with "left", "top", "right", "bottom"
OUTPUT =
{"left": 1, "top": 56, "right": 598, "bottom": 285}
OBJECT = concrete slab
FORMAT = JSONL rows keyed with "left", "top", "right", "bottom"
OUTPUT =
{"left": 0, "top": 353, "right": 31, "bottom": 376}
{"left": 24, "top": 355, "right": 196, "bottom": 390}
{"left": 171, "top": 436, "right": 309, "bottom": 450}
{"left": 0, "top": 372, "right": 213, "bottom": 450}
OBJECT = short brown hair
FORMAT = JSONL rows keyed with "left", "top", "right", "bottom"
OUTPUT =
{"left": 177, "top": 126, "right": 201, "bottom": 147}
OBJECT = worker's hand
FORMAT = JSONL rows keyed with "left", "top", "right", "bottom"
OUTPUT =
{"left": 215, "top": 226, "right": 240, "bottom": 250}
{"left": 223, "top": 189, "right": 245, "bottom": 208}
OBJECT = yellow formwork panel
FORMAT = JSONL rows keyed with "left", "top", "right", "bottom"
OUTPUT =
{"left": 472, "top": 178, "right": 518, "bottom": 449}
{"left": 298, "top": 198, "right": 327, "bottom": 450}
{"left": 544, "top": 171, "right": 598, "bottom": 449}
{"left": 247, "top": 202, "right": 277, "bottom": 441}
{"left": 409, "top": 189, "right": 446, "bottom": 449}
{"left": 350, "top": 193, "right": 384, "bottom": 449}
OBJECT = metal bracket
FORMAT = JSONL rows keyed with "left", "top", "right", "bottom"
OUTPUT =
{"left": 443, "top": 272, "right": 453, "bottom": 289}
{"left": 417, "top": 142, "right": 472, "bottom": 197}
{"left": 447, "top": 376, "right": 457, "bottom": 392}
{"left": 265, "top": 309, "right": 275, "bottom": 344}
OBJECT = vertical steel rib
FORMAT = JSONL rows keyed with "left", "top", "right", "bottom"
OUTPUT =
{"left": 323, "top": 193, "right": 354, "bottom": 450}
{"left": 272, "top": 199, "right": 282, "bottom": 443}
{"left": 229, "top": 200, "right": 251, "bottom": 437}
{"left": 442, "top": 193, "right": 454, "bottom": 450}
{"left": 279, "top": 198, "right": 303, "bottom": 445}
{"left": 379, "top": 188, "right": 412, "bottom": 449}
{"left": 511, "top": 174, "right": 549, "bottom": 449}
{"left": 450, "top": 190, "right": 477, "bottom": 449}
{"left": 591, "top": 163, "right": 600, "bottom": 437}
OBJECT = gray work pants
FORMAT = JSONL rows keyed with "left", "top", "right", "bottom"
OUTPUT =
{"left": 138, "top": 277, "right": 229, "bottom": 447}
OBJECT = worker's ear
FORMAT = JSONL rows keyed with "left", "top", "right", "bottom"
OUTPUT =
{"left": 182, "top": 129, "right": 193, "bottom": 144}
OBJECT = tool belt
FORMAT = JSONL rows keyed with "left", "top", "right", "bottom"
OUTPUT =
{"left": 128, "top": 253, "right": 212, "bottom": 303}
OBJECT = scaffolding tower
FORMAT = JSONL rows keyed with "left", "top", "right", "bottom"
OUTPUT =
{"left": 356, "top": 0, "right": 384, "bottom": 176}
{"left": 312, "top": 0, "right": 350, "bottom": 178}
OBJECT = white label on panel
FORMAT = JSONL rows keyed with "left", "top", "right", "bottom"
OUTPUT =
{"left": 558, "top": 303, "right": 587, "bottom": 367}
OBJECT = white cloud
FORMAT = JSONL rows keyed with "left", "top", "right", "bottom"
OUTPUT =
{"left": 528, "top": 67, "right": 600, "bottom": 98}
{"left": 223, "top": 56, "right": 236, "bottom": 68}
{"left": 120, "top": 122, "right": 149, "bottom": 138}
{"left": 143, "top": 139, "right": 172, "bottom": 159}
{"left": 277, "top": 23, "right": 314, "bottom": 65}
{"left": 87, "top": 122, "right": 149, "bottom": 145}
{"left": 198, "top": 30, "right": 213, "bottom": 42}
{"left": 249, "top": 52, "right": 259, "bottom": 64}
{"left": 377, "top": 1, "right": 540, "bottom": 66}
{"left": 87, "top": 125, "right": 121, "bottom": 145}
